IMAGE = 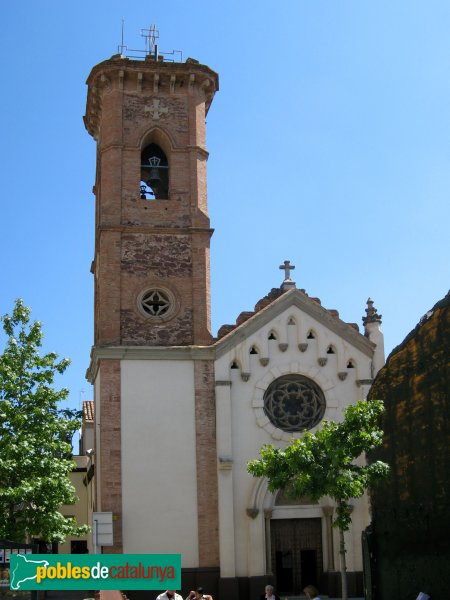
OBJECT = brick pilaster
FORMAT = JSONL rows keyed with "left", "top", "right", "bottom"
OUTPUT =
{"left": 194, "top": 359, "right": 219, "bottom": 566}
{"left": 98, "top": 359, "right": 123, "bottom": 552}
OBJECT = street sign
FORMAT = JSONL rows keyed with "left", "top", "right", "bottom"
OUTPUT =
{"left": 92, "top": 512, "right": 114, "bottom": 551}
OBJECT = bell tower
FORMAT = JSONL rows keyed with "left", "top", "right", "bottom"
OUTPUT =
{"left": 85, "top": 48, "right": 220, "bottom": 565}
{"left": 85, "top": 52, "right": 218, "bottom": 347}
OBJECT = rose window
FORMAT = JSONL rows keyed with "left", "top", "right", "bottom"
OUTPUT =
{"left": 263, "top": 374, "right": 326, "bottom": 432}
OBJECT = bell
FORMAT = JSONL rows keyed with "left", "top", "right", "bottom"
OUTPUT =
{"left": 147, "top": 167, "right": 161, "bottom": 188}
{"left": 147, "top": 156, "right": 161, "bottom": 188}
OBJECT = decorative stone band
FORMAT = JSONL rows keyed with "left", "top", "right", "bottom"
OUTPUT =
{"left": 97, "top": 224, "right": 214, "bottom": 235}
{"left": 87, "top": 345, "right": 215, "bottom": 383}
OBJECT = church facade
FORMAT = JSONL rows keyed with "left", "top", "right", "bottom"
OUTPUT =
{"left": 84, "top": 50, "right": 384, "bottom": 599}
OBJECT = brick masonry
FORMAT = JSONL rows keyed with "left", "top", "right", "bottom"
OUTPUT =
{"left": 121, "top": 233, "right": 192, "bottom": 277}
{"left": 85, "top": 57, "right": 218, "bottom": 347}
{"left": 98, "top": 358, "right": 123, "bottom": 553}
{"left": 85, "top": 57, "right": 219, "bottom": 557}
{"left": 120, "top": 308, "right": 194, "bottom": 346}
{"left": 194, "top": 359, "right": 220, "bottom": 567}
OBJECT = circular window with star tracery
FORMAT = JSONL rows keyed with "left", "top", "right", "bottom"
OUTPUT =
{"left": 137, "top": 287, "right": 177, "bottom": 320}
{"left": 263, "top": 374, "right": 326, "bottom": 432}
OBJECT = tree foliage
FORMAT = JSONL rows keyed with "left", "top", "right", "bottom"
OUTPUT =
{"left": 248, "top": 399, "right": 389, "bottom": 529}
{"left": 0, "top": 299, "right": 89, "bottom": 543}
{"left": 248, "top": 399, "right": 390, "bottom": 600}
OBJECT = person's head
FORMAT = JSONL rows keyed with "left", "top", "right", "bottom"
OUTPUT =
{"left": 303, "top": 585, "right": 319, "bottom": 599}
{"left": 166, "top": 592, "right": 176, "bottom": 598}
{"left": 195, "top": 587, "right": 204, "bottom": 599}
{"left": 265, "top": 585, "right": 274, "bottom": 596}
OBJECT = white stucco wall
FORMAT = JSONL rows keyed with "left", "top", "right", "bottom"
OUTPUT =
{"left": 121, "top": 359, "right": 199, "bottom": 566}
{"left": 215, "top": 304, "right": 374, "bottom": 577}
{"left": 80, "top": 423, "right": 94, "bottom": 456}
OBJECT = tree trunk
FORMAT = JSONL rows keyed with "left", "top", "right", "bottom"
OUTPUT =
{"left": 339, "top": 525, "right": 348, "bottom": 600}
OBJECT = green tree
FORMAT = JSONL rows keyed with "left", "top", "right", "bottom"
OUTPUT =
{"left": 0, "top": 299, "right": 89, "bottom": 543}
{"left": 248, "top": 399, "right": 389, "bottom": 600}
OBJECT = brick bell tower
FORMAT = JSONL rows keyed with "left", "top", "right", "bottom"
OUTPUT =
{"left": 84, "top": 45, "right": 220, "bottom": 568}
{"left": 84, "top": 53, "right": 218, "bottom": 348}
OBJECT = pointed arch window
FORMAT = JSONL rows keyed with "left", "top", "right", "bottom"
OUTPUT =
{"left": 140, "top": 143, "right": 169, "bottom": 199}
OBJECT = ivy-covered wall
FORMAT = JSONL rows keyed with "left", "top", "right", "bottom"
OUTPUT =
{"left": 368, "top": 292, "right": 450, "bottom": 600}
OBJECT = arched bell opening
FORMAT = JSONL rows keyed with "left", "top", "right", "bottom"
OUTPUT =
{"left": 140, "top": 143, "right": 169, "bottom": 199}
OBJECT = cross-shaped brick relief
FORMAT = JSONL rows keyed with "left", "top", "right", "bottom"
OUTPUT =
{"left": 144, "top": 98, "right": 169, "bottom": 120}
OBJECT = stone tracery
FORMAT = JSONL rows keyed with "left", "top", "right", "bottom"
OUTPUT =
{"left": 263, "top": 374, "right": 326, "bottom": 432}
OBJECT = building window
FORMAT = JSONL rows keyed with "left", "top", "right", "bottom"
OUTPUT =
{"left": 137, "top": 287, "right": 177, "bottom": 320}
{"left": 71, "top": 540, "right": 88, "bottom": 554}
{"left": 140, "top": 143, "right": 169, "bottom": 199}
{"left": 263, "top": 374, "right": 326, "bottom": 432}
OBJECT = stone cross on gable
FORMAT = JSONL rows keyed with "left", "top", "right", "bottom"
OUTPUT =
{"left": 279, "top": 260, "right": 296, "bottom": 290}
{"left": 144, "top": 98, "right": 169, "bottom": 120}
{"left": 280, "top": 260, "right": 295, "bottom": 281}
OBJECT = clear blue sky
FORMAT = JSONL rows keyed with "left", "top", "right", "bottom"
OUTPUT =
{"left": 1, "top": 1, "right": 449, "bottom": 415}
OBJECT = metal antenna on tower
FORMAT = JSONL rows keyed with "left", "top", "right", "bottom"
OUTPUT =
{"left": 141, "top": 24, "right": 159, "bottom": 57}
{"left": 117, "top": 23, "right": 181, "bottom": 62}
{"left": 118, "top": 17, "right": 126, "bottom": 56}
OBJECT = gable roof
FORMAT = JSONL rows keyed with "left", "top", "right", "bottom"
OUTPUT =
{"left": 214, "top": 287, "right": 374, "bottom": 358}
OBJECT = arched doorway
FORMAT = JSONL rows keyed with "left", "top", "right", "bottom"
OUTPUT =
{"left": 271, "top": 517, "right": 323, "bottom": 594}
{"left": 269, "top": 491, "right": 324, "bottom": 595}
